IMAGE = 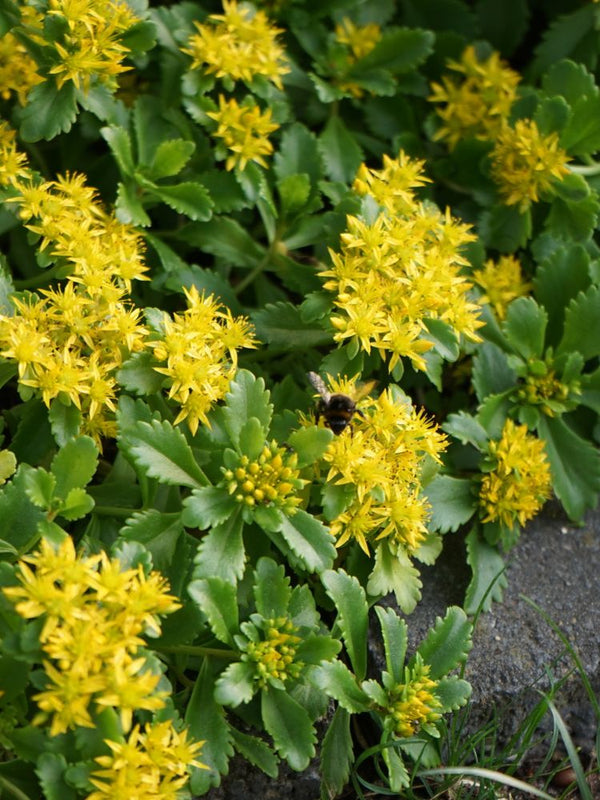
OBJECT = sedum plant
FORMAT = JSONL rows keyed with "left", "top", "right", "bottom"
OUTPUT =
{"left": 0, "top": 0, "right": 598, "bottom": 798}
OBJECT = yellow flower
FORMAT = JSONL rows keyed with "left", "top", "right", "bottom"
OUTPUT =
{"left": 383, "top": 658, "right": 442, "bottom": 738}
{"left": 183, "top": 0, "right": 289, "bottom": 89}
{"left": 333, "top": 18, "right": 381, "bottom": 97}
{"left": 515, "top": 358, "right": 579, "bottom": 417}
{"left": 244, "top": 616, "right": 303, "bottom": 687}
{"left": 207, "top": 95, "right": 280, "bottom": 171}
{"left": 0, "top": 121, "right": 31, "bottom": 187}
{"left": 88, "top": 721, "right": 207, "bottom": 800}
{"left": 0, "top": 32, "right": 44, "bottom": 104}
{"left": 353, "top": 152, "right": 430, "bottom": 216}
{"left": 429, "top": 45, "right": 520, "bottom": 149}
{"left": 473, "top": 254, "right": 532, "bottom": 319}
{"left": 479, "top": 419, "right": 552, "bottom": 530}
{"left": 489, "top": 119, "right": 571, "bottom": 210}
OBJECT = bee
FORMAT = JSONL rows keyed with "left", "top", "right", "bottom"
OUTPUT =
{"left": 307, "top": 371, "right": 376, "bottom": 435}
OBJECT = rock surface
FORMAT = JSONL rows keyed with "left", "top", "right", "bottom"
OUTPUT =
{"left": 203, "top": 503, "right": 600, "bottom": 797}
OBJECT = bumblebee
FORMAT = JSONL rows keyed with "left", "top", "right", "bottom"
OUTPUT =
{"left": 307, "top": 372, "right": 376, "bottom": 435}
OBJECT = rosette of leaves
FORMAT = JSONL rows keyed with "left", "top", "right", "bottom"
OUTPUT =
{"left": 312, "top": 570, "right": 472, "bottom": 797}
{"left": 185, "top": 557, "right": 340, "bottom": 792}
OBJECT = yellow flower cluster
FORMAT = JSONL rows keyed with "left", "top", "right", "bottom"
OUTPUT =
{"left": 479, "top": 419, "right": 552, "bottom": 529}
{"left": 384, "top": 658, "right": 442, "bottom": 738}
{"left": 0, "top": 148, "right": 149, "bottom": 445}
{"left": 472, "top": 254, "right": 532, "bottom": 319}
{"left": 429, "top": 45, "right": 520, "bottom": 149}
{"left": 515, "top": 359, "right": 579, "bottom": 416}
{"left": 149, "top": 286, "right": 256, "bottom": 435}
{"left": 333, "top": 18, "right": 381, "bottom": 97}
{"left": 322, "top": 152, "right": 482, "bottom": 372}
{"left": 489, "top": 119, "right": 571, "bottom": 211}
{"left": 322, "top": 379, "right": 447, "bottom": 556}
{"left": 183, "top": 0, "right": 289, "bottom": 89}
{"left": 0, "top": 31, "right": 43, "bottom": 104}
{"left": 207, "top": 94, "right": 280, "bottom": 171}
{"left": 17, "top": 0, "right": 139, "bottom": 93}
{"left": 0, "top": 122, "right": 30, "bottom": 187}
{"left": 222, "top": 440, "right": 306, "bottom": 514}
{"left": 88, "top": 720, "right": 206, "bottom": 800}
{"left": 3, "top": 537, "right": 181, "bottom": 736}
{"left": 244, "top": 616, "right": 303, "bottom": 687}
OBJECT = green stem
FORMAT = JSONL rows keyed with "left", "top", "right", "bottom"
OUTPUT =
{"left": 233, "top": 241, "right": 279, "bottom": 296}
{"left": 93, "top": 505, "right": 138, "bottom": 517}
{"left": 0, "top": 775, "right": 34, "bottom": 800}
{"left": 156, "top": 644, "right": 238, "bottom": 660}
{"left": 13, "top": 264, "right": 68, "bottom": 290}
{"left": 568, "top": 162, "right": 600, "bottom": 176}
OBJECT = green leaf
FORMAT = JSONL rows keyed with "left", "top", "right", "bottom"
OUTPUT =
{"left": 479, "top": 204, "right": 531, "bottom": 252}
{"left": 312, "top": 660, "right": 370, "bottom": 713}
{"left": 261, "top": 689, "right": 316, "bottom": 771}
{"left": 197, "top": 169, "right": 247, "bottom": 213}
{"left": 186, "top": 661, "right": 234, "bottom": 793}
{"left": 277, "top": 173, "right": 311, "bottom": 216}
{"left": 48, "top": 401, "right": 81, "bottom": 447}
{"left": 274, "top": 122, "right": 323, "bottom": 191}
{"left": 472, "top": 342, "right": 518, "bottom": 401}
{"left": 277, "top": 510, "right": 336, "bottom": 573}
{"left": 59, "top": 487, "right": 94, "bottom": 520}
{"left": 352, "top": 27, "right": 434, "bottom": 73}
{"left": 0, "top": 467, "right": 45, "bottom": 552}
{"left": 117, "top": 350, "right": 165, "bottom": 395}
{"left": 229, "top": 728, "right": 278, "bottom": 778}
{"left": 560, "top": 93, "right": 600, "bottom": 157}
{"left": 0, "top": 450, "right": 16, "bottom": 484}
{"left": 51, "top": 436, "right": 98, "bottom": 498}
{"left": 464, "top": 526, "right": 508, "bottom": 614}
{"left": 545, "top": 192, "right": 600, "bottom": 243}
{"left": 383, "top": 746, "right": 410, "bottom": 793}
{"left": 222, "top": 370, "right": 273, "bottom": 449}
{"left": 580, "top": 366, "right": 600, "bottom": 414}
{"left": 414, "top": 606, "right": 472, "bottom": 679}
{"left": 35, "top": 753, "right": 77, "bottom": 800}
{"left": 253, "top": 557, "right": 291, "bottom": 619}
{"left": 423, "top": 318, "right": 460, "bottom": 362}
{"left": 148, "top": 138, "right": 195, "bottom": 178}
{"left": 178, "top": 217, "right": 266, "bottom": 267}
{"left": 557, "top": 285, "right": 600, "bottom": 361}
{"left": 150, "top": 182, "right": 213, "bottom": 221}
{"left": 120, "top": 418, "right": 207, "bottom": 488}
{"left": 319, "top": 116, "right": 363, "bottom": 184}
{"left": 192, "top": 509, "right": 246, "bottom": 584}
{"left": 475, "top": 0, "right": 529, "bottom": 55}
{"left": 367, "top": 545, "right": 422, "bottom": 613}
{"left": 542, "top": 59, "right": 597, "bottom": 106}
{"left": 443, "top": 411, "right": 490, "bottom": 449}
{"left": 188, "top": 577, "right": 238, "bottom": 645}
{"left": 215, "top": 661, "right": 256, "bottom": 707}
{"left": 239, "top": 417, "right": 267, "bottom": 461}
{"left": 182, "top": 486, "right": 235, "bottom": 529}
{"left": 435, "top": 675, "right": 472, "bottom": 712}
{"left": 502, "top": 297, "right": 547, "bottom": 360}
{"left": 101, "top": 125, "right": 135, "bottom": 175}
{"left": 116, "top": 180, "right": 151, "bottom": 227}
{"left": 19, "top": 82, "right": 78, "bottom": 142}
{"left": 425, "top": 475, "right": 477, "bottom": 533}
{"left": 22, "top": 466, "right": 55, "bottom": 509}
{"left": 322, "top": 569, "right": 368, "bottom": 680}
{"left": 120, "top": 510, "right": 183, "bottom": 574}
{"left": 374, "top": 606, "right": 408, "bottom": 685}
{"left": 538, "top": 415, "right": 600, "bottom": 521}
{"left": 286, "top": 425, "right": 333, "bottom": 468}
{"left": 251, "top": 302, "right": 333, "bottom": 349}
{"left": 320, "top": 707, "right": 353, "bottom": 800}
{"left": 531, "top": 6, "right": 595, "bottom": 77}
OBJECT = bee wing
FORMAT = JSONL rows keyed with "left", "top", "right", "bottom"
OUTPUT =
{"left": 353, "top": 379, "right": 378, "bottom": 403}
{"left": 307, "top": 371, "right": 331, "bottom": 403}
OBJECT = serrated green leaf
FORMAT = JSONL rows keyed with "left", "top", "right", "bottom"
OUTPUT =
{"left": 150, "top": 182, "right": 213, "bottom": 221}
{"left": 35, "top": 753, "right": 77, "bottom": 800}
{"left": 19, "top": 82, "right": 78, "bottom": 142}
{"left": 51, "top": 436, "right": 98, "bottom": 498}
{"left": 277, "top": 173, "right": 311, "bottom": 217}
{"left": 48, "top": 401, "right": 81, "bottom": 447}
{"left": 425, "top": 475, "right": 477, "bottom": 533}
{"left": 214, "top": 661, "right": 256, "bottom": 707}
{"left": 261, "top": 689, "right": 316, "bottom": 771}
{"left": 443, "top": 412, "right": 490, "bottom": 449}
{"left": 117, "top": 350, "right": 165, "bottom": 395}
{"left": 557, "top": 285, "right": 600, "bottom": 361}
{"left": 311, "top": 660, "right": 369, "bottom": 713}
{"left": 580, "top": 365, "right": 600, "bottom": 414}
{"left": 186, "top": 661, "right": 234, "bottom": 794}
{"left": 182, "top": 486, "right": 235, "bottom": 529}
{"left": 59, "top": 487, "right": 94, "bottom": 520}
{"left": 101, "top": 125, "right": 135, "bottom": 175}
{"left": 502, "top": 297, "right": 547, "bottom": 359}
{"left": 374, "top": 606, "right": 408, "bottom": 685}
{"left": 560, "top": 93, "right": 600, "bottom": 156}
{"left": 479, "top": 204, "right": 531, "bottom": 252}
{"left": 238, "top": 417, "right": 267, "bottom": 461}
{"left": 414, "top": 606, "right": 472, "bottom": 679}
{"left": 322, "top": 569, "right": 368, "bottom": 680}
{"left": 286, "top": 425, "right": 333, "bottom": 468}
{"left": 274, "top": 122, "right": 323, "bottom": 191}
{"left": 148, "top": 137, "right": 195, "bottom": 178}
{"left": 531, "top": 5, "right": 595, "bottom": 78}
{"left": 464, "top": 526, "right": 508, "bottom": 614}
{"left": 22, "top": 466, "right": 55, "bottom": 509}
{"left": 435, "top": 675, "right": 472, "bottom": 712}
{"left": 320, "top": 707, "right": 353, "bottom": 799}
{"left": 476, "top": 0, "right": 529, "bottom": 55}
{"left": 222, "top": 370, "right": 272, "bottom": 449}
{"left": 545, "top": 191, "right": 600, "bottom": 243}
{"left": 197, "top": 169, "right": 247, "bottom": 213}
{"left": 251, "top": 302, "right": 333, "bottom": 348}
{"left": 120, "top": 510, "right": 182, "bottom": 574}
{"left": 115, "top": 180, "right": 151, "bottom": 227}
{"left": 538, "top": 415, "right": 600, "bottom": 520}
{"left": 277, "top": 510, "right": 336, "bottom": 573}
{"left": 367, "top": 545, "right": 422, "bottom": 613}
{"left": 188, "top": 577, "right": 238, "bottom": 645}
{"left": 351, "top": 27, "right": 434, "bottom": 73}
{"left": 121, "top": 417, "right": 207, "bottom": 488}
{"left": 192, "top": 509, "right": 245, "bottom": 584}
{"left": 0, "top": 467, "right": 45, "bottom": 552}
{"left": 178, "top": 217, "right": 266, "bottom": 267}
{"left": 423, "top": 317, "right": 460, "bottom": 361}
{"left": 383, "top": 746, "right": 410, "bottom": 793}
{"left": 542, "top": 59, "right": 597, "bottom": 106}
{"left": 319, "top": 116, "right": 363, "bottom": 184}
{"left": 253, "top": 557, "right": 291, "bottom": 619}
{"left": 229, "top": 728, "right": 278, "bottom": 778}
{"left": 472, "top": 342, "right": 518, "bottom": 401}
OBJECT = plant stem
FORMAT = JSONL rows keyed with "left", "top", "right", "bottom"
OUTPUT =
{"left": 0, "top": 776, "right": 34, "bottom": 800}
{"left": 156, "top": 644, "right": 238, "bottom": 660}
{"left": 569, "top": 162, "right": 600, "bottom": 176}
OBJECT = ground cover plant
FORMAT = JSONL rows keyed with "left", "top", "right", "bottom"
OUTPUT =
{"left": 0, "top": 0, "right": 599, "bottom": 797}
